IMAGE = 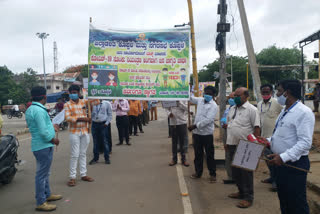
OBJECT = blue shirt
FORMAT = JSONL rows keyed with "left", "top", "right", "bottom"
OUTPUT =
{"left": 92, "top": 101, "right": 112, "bottom": 125}
{"left": 25, "top": 102, "right": 55, "bottom": 152}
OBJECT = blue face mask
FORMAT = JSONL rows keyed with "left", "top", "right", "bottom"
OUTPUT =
{"left": 69, "top": 93, "right": 79, "bottom": 100}
{"left": 204, "top": 94, "right": 212, "bottom": 102}
{"left": 228, "top": 98, "right": 235, "bottom": 106}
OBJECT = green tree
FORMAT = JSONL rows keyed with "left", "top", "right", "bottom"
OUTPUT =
{"left": 0, "top": 66, "right": 16, "bottom": 106}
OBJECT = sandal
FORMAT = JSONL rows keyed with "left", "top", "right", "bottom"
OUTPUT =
{"left": 228, "top": 192, "right": 244, "bottom": 199}
{"left": 67, "top": 179, "right": 76, "bottom": 187}
{"left": 190, "top": 174, "right": 201, "bottom": 179}
{"left": 237, "top": 200, "right": 252, "bottom": 208}
{"left": 169, "top": 161, "right": 177, "bottom": 166}
{"left": 182, "top": 161, "right": 190, "bottom": 167}
{"left": 81, "top": 176, "right": 94, "bottom": 182}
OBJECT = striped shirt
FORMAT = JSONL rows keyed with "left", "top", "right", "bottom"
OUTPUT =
{"left": 64, "top": 99, "right": 100, "bottom": 134}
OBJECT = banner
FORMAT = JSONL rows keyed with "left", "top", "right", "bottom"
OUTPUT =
{"left": 88, "top": 25, "right": 190, "bottom": 100}
{"left": 199, "top": 81, "right": 215, "bottom": 96}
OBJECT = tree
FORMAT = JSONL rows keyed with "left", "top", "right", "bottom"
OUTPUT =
{"left": 16, "top": 68, "right": 39, "bottom": 94}
{"left": 0, "top": 66, "right": 16, "bottom": 106}
{"left": 63, "top": 64, "right": 88, "bottom": 78}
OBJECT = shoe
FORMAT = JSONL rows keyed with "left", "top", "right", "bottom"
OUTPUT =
{"left": 261, "top": 178, "right": 272, "bottom": 184}
{"left": 134, "top": 134, "right": 139, "bottom": 136}
{"left": 140, "top": 131, "right": 144, "bottom": 133}
{"left": 89, "top": 159, "right": 98, "bottom": 165}
{"left": 209, "top": 175, "right": 216, "bottom": 183}
{"left": 116, "top": 143, "right": 123, "bottom": 146}
{"left": 105, "top": 160, "right": 111, "bottom": 164}
{"left": 35, "top": 202, "right": 56, "bottom": 211}
{"left": 47, "top": 194, "right": 63, "bottom": 202}
{"left": 182, "top": 161, "right": 190, "bottom": 167}
{"left": 228, "top": 192, "right": 244, "bottom": 199}
{"left": 81, "top": 176, "right": 94, "bottom": 182}
{"left": 169, "top": 161, "right": 177, "bottom": 166}
{"left": 190, "top": 174, "right": 201, "bottom": 179}
{"left": 126, "top": 143, "right": 131, "bottom": 146}
{"left": 237, "top": 200, "right": 252, "bottom": 208}
{"left": 67, "top": 179, "right": 76, "bottom": 187}
{"left": 223, "top": 179, "right": 236, "bottom": 184}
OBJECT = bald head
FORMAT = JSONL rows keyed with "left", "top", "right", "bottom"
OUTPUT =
{"left": 228, "top": 92, "right": 235, "bottom": 99}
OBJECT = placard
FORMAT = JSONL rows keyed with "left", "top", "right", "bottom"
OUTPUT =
{"left": 52, "top": 110, "right": 65, "bottom": 125}
{"left": 162, "top": 101, "right": 177, "bottom": 108}
{"left": 231, "top": 140, "right": 265, "bottom": 171}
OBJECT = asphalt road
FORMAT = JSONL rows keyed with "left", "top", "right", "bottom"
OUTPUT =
{"left": 0, "top": 105, "right": 303, "bottom": 214}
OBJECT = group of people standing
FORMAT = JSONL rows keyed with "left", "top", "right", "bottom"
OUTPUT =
{"left": 220, "top": 80, "right": 315, "bottom": 213}
{"left": 25, "top": 79, "right": 315, "bottom": 214}
{"left": 25, "top": 85, "right": 159, "bottom": 211}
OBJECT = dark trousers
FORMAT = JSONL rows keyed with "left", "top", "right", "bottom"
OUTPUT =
{"left": 143, "top": 110, "right": 149, "bottom": 124}
{"left": 275, "top": 156, "right": 310, "bottom": 214}
{"left": 107, "top": 124, "right": 112, "bottom": 152}
{"left": 129, "top": 115, "right": 138, "bottom": 135}
{"left": 229, "top": 144, "right": 254, "bottom": 202}
{"left": 91, "top": 121, "right": 110, "bottom": 161}
{"left": 193, "top": 134, "right": 216, "bottom": 176}
{"left": 264, "top": 148, "right": 277, "bottom": 187}
{"left": 137, "top": 114, "right": 144, "bottom": 131}
{"left": 168, "top": 118, "right": 172, "bottom": 137}
{"left": 116, "top": 115, "right": 129, "bottom": 144}
{"left": 171, "top": 124, "right": 187, "bottom": 162}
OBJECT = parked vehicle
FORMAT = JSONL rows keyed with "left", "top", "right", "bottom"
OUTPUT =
{"left": 6, "top": 109, "right": 23, "bottom": 119}
{"left": 305, "top": 87, "right": 316, "bottom": 100}
{"left": 0, "top": 134, "right": 19, "bottom": 184}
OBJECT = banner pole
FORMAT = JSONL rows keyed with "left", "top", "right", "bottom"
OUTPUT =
{"left": 187, "top": 0, "right": 199, "bottom": 98}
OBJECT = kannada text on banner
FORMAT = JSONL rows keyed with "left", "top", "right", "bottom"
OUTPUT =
{"left": 88, "top": 25, "right": 190, "bottom": 100}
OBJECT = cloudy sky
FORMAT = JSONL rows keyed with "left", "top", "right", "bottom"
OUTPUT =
{"left": 1, "top": 0, "right": 320, "bottom": 74}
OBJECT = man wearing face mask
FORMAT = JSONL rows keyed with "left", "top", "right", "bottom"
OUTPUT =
{"left": 259, "top": 80, "right": 315, "bottom": 214}
{"left": 226, "top": 87, "right": 260, "bottom": 208}
{"left": 25, "top": 86, "right": 62, "bottom": 211}
{"left": 64, "top": 85, "right": 100, "bottom": 187}
{"left": 258, "top": 84, "right": 283, "bottom": 191}
{"left": 188, "top": 86, "right": 218, "bottom": 183}
{"left": 221, "top": 92, "right": 236, "bottom": 184}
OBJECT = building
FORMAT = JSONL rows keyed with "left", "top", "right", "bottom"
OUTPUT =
{"left": 37, "top": 72, "right": 83, "bottom": 94}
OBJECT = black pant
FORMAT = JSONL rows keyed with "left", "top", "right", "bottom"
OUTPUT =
{"left": 171, "top": 124, "right": 187, "bottom": 162}
{"left": 116, "top": 115, "right": 129, "bottom": 144}
{"left": 107, "top": 124, "right": 112, "bottom": 152}
{"left": 137, "top": 114, "right": 143, "bottom": 131}
{"left": 168, "top": 118, "right": 172, "bottom": 137}
{"left": 276, "top": 156, "right": 310, "bottom": 214}
{"left": 91, "top": 121, "right": 109, "bottom": 161}
{"left": 264, "top": 148, "right": 277, "bottom": 186}
{"left": 129, "top": 115, "right": 138, "bottom": 135}
{"left": 229, "top": 145, "right": 254, "bottom": 202}
{"left": 193, "top": 134, "right": 216, "bottom": 176}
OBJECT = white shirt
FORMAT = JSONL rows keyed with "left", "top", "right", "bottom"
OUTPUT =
{"left": 226, "top": 101, "right": 260, "bottom": 145}
{"left": 190, "top": 96, "right": 218, "bottom": 136}
{"left": 257, "top": 98, "right": 283, "bottom": 138}
{"left": 166, "top": 101, "right": 188, "bottom": 126}
{"left": 92, "top": 101, "right": 112, "bottom": 125}
{"left": 13, "top": 105, "right": 19, "bottom": 111}
{"left": 271, "top": 101, "right": 315, "bottom": 163}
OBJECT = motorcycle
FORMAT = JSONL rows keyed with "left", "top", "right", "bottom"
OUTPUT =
{"left": 49, "top": 109, "right": 68, "bottom": 130}
{"left": 7, "top": 110, "right": 23, "bottom": 119}
{"left": 0, "top": 134, "right": 19, "bottom": 184}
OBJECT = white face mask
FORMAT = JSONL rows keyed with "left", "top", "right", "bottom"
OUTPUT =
{"left": 277, "top": 94, "right": 287, "bottom": 106}
{"left": 109, "top": 76, "right": 114, "bottom": 80}
{"left": 92, "top": 75, "right": 98, "bottom": 80}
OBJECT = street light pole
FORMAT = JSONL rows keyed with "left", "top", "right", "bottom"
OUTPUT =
{"left": 36, "top": 32, "right": 49, "bottom": 90}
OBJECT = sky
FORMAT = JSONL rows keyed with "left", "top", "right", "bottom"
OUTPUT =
{"left": 1, "top": 0, "right": 320, "bottom": 74}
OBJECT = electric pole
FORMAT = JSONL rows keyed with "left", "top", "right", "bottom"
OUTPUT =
{"left": 217, "top": 0, "right": 230, "bottom": 143}
{"left": 53, "top": 41, "right": 58, "bottom": 73}
{"left": 237, "top": 0, "right": 262, "bottom": 101}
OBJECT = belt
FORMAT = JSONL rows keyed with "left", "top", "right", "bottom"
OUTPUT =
{"left": 92, "top": 121, "right": 106, "bottom": 124}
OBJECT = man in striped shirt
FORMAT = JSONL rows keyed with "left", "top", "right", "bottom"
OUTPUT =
{"left": 64, "top": 85, "right": 99, "bottom": 187}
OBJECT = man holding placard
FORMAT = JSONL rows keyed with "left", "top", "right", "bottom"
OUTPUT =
{"left": 226, "top": 87, "right": 260, "bottom": 208}
{"left": 188, "top": 86, "right": 218, "bottom": 183}
{"left": 260, "top": 80, "right": 315, "bottom": 214}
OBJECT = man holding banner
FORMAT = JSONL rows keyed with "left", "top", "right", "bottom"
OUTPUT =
{"left": 226, "top": 87, "right": 260, "bottom": 208}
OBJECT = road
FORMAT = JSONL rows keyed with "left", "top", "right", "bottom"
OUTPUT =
{"left": 0, "top": 106, "right": 286, "bottom": 214}
{"left": 1, "top": 114, "right": 27, "bottom": 134}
